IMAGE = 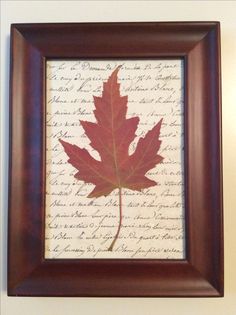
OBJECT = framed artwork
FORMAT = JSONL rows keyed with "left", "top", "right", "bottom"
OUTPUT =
{"left": 8, "top": 22, "right": 223, "bottom": 297}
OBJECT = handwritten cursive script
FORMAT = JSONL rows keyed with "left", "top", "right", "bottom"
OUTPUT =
{"left": 45, "top": 60, "right": 185, "bottom": 259}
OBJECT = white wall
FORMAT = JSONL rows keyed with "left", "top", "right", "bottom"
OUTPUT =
{"left": 1, "top": 1, "right": 236, "bottom": 314}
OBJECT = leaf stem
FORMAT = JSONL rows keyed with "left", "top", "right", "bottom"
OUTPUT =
{"left": 108, "top": 187, "right": 122, "bottom": 251}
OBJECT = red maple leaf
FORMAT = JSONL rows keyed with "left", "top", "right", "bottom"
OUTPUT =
{"left": 60, "top": 66, "right": 163, "bottom": 250}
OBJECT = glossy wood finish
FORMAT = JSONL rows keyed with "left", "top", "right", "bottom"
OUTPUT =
{"left": 8, "top": 22, "right": 223, "bottom": 297}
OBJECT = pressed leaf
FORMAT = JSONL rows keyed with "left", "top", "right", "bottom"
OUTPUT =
{"left": 59, "top": 66, "right": 164, "bottom": 250}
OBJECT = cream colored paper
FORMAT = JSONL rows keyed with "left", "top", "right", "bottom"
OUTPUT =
{"left": 45, "top": 60, "right": 185, "bottom": 259}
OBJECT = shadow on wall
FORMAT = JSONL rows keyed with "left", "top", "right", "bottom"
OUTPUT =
{"left": 2, "top": 35, "right": 10, "bottom": 292}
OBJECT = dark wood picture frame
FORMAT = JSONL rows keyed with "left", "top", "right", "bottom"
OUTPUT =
{"left": 8, "top": 22, "right": 223, "bottom": 297}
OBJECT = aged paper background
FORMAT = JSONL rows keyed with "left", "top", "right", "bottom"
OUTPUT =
{"left": 45, "top": 60, "right": 185, "bottom": 259}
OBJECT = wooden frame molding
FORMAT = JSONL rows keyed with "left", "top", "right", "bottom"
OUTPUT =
{"left": 8, "top": 22, "right": 223, "bottom": 297}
